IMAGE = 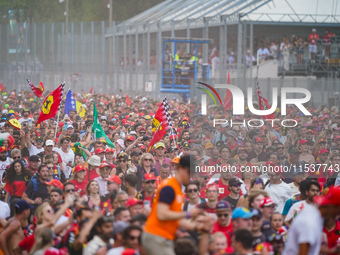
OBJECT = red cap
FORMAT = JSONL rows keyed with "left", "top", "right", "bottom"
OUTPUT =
{"left": 99, "top": 161, "right": 111, "bottom": 169}
{"left": 254, "top": 137, "right": 263, "bottom": 143}
{"left": 205, "top": 182, "right": 219, "bottom": 191}
{"left": 144, "top": 173, "right": 156, "bottom": 181}
{"left": 0, "top": 146, "right": 7, "bottom": 153}
{"left": 105, "top": 147, "right": 115, "bottom": 153}
{"left": 237, "top": 147, "right": 247, "bottom": 153}
{"left": 319, "top": 148, "right": 329, "bottom": 155}
{"left": 125, "top": 198, "right": 143, "bottom": 208}
{"left": 312, "top": 118, "right": 318, "bottom": 123}
{"left": 335, "top": 136, "right": 340, "bottom": 142}
{"left": 95, "top": 148, "right": 105, "bottom": 154}
{"left": 314, "top": 187, "right": 340, "bottom": 206}
{"left": 59, "top": 123, "right": 65, "bottom": 127}
{"left": 45, "top": 179, "right": 63, "bottom": 190}
{"left": 318, "top": 139, "right": 326, "bottom": 144}
{"left": 139, "top": 112, "right": 145, "bottom": 117}
{"left": 169, "top": 134, "right": 177, "bottom": 140}
{"left": 74, "top": 165, "right": 87, "bottom": 173}
{"left": 324, "top": 114, "right": 330, "bottom": 119}
{"left": 298, "top": 139, "right": 309, "bottom": 145}
{"left": 260, "top": 197, "right": 277, "bottom": 207}
{"left": 126, "top": 136, "right": 135, "bottom": 141}
{"left": 306, "top": 129, "right": 314, "bottom": 134}
{"left": 105, "top": 175, "right": 121, "bottom": 185}
{"left": 139, "top": 127, "right": 146, "bottom": 132}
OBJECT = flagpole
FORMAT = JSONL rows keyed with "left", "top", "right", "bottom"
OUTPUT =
{"left": 55, "top": 112, "right": 60, "bottom": 138}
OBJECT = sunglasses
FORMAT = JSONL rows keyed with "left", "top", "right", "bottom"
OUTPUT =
{"left": 13, "top": 156, "right": 21, "bottom": 160}
{"left": 232, "top": 184, "right": 241, "bottom": 187}
{"left": 144, "top": 158, "right": 152, "bottom": 161}
{"left": 129, "top": 235, "right": 141, "bottom": 241}
{"left": 187, "top": 189, "right": 198, "bottom": 193}
{"left": 145, "top": 180, "right": 155, "bottom": 184}
{"left": 119, "top": 160, "right": 126, "bottom": 163}
{"left": 140, "top": 132, "right": 146, "bottom": 135}
{"left": 66, "top": 189, "right": 76, "bottom": 193}
{"left": 47, "top": 166, "right": 54, "bottom": 170}
{"left": 36, "top": 140, "right": 43, "bottom": 143}
{"left": 217, "top": 213, "right": 229, "bottom": 218}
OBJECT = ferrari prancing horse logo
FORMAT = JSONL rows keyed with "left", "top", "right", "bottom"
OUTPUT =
{"left": 43, "top": 95, "right": 54, "bottom": 114}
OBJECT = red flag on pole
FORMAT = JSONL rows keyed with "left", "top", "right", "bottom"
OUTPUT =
{"left": 89, "top": 87, "right": 93, "bottom": 94}
{"left": 222, "top": 72, "right": 232, "bottom": 111}
{"left": 126, "top": 95, "right": 131, "bottom": 106}
{"left": 0, "top": 83, "right": 5, "bottom": 92}
{"left": 37, "top": 83, "right": 65, "bottom": 124}
{"left": 147, "top": 98, "right": 172, "bottom": 152}
{"left": 26, "top": 79, "right": 44, "bottom": 98}
{"left": 256, "top": 83, "right": 275, "bottom": 120}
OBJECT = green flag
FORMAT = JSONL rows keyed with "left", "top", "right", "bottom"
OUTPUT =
{"left": 72, "top": 142, "right": 88, "bottom": 165}
{"left": 92, "top": 103, "right": 115, "bottom": 148}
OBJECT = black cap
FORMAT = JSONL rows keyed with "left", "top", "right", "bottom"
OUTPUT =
{"left": 29, "top": 155, "right": 40, "bottom": 162}
{"left": 51, "top": 188, "right": 63, "bottom": 196}
{"left": 228, "top": 177, "right": 242, "bottom": 187}
{"left": 182, "top": 142, "right": 190, "bottom": 149}
{"left": 130, "top": 151, "right": 141, "bottom": 157}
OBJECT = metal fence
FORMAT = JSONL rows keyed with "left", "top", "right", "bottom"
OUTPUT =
{"left": 1, "top": 20, "right": 340, "bottom": 108}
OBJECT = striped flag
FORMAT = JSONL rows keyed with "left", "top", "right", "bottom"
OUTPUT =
{"left": 26, "top": 79, "right": 44, "bottom": 98}
{"left": 147, "top": 97, "right": 172, "bottom": 152}
{"left": 256, "top": 82, "right": 275, "bottom": 120}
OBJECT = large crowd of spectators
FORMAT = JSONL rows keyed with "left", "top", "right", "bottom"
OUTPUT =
{"left": 0, "top": 88, "right": 339, "bottom": 255}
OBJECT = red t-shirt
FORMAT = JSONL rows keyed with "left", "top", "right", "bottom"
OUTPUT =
{"left": 308, "top": 33, "right": 319, "bottom": 45}
{"left": 212, "top": 221, "right": 233, "bottom": 247}
{"left": 217, "top": 178, "right": 230, "bottom": 201}
{"left": 70, "top": 179, "right": 88, "bottom": 196}
{"left": 323, "top": 221, "right": 340, "bottom": 255}
{"left": 4, "top": 175, "right": 29, "bottom": 197}
{"left": 18, "top": 234, "right": 35, "bottom": 252}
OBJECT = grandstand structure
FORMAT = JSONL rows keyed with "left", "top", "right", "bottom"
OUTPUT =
{"left": 106, "top": 0, "right": 340, "bottom": 90}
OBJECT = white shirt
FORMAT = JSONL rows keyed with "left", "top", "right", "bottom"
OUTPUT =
{"left": 29, "top": 144, "right": 44, "bottom": 156}
{"left": 257, "top": 48, "right": 270, "bottom": 59}
{"left": 288, "top": 182, "right": 300, "bottom": 196}
{"left": 282, "top": 204, "right": 323, "bottom": 255}
{"left": 0, "top": 200, "right": 10, "bottom": 219}
{"left": 285, "top": 200, "right": 308, "bottom": 222}
{"left": 0, "top": 158, "right": 11, "bottom": 185}
{"left": 94, "top": 176, "right": 108, "bottom": 197}
{"left": 53, "top": 148, "right": 74, "bottom": 179}
{"left": 107, "top": 247, "right": 125, "bottom": 255}
{"left": 265, "top": 181, "right": 292, "bottom": 213}
{"left": 18, "top": 117, "right": 34, "bottom": 124}
{"left": 83, "top": 235, "right": 112, "bottom": 255}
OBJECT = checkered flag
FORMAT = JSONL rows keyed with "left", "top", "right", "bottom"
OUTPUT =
{"left": 162, "top": 97, "right": 173, "bottom": 128}
{"left": 147, "top": 97, "right": 172, "bottom": 152}
{"left": 256, "top": 82, "right": 275, "bottom": 120}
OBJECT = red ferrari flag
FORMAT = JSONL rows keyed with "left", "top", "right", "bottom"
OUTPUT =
{"left": 37, "top": 83, "right": 65, "bottom": 124}
{"left": 26, "top": 79, "right": 45, "bottom": 98}
{"left": 222, "top": 72, "right": 232, "bottom": 111}
{"left": 89, "top": 87, "right": 93, "bottom": 94}
{"left": 256, "top": 82, "right": 275, "bottom": 120}
{"left": 147, "top": 97, "right": 172, "bottom": 152}
{"left": 126, "top": 95, "right": 131, "bottom": 106}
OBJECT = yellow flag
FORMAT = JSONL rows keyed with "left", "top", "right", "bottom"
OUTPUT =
{"left": 76, "top": 101, "right": 86, "bottom": 117}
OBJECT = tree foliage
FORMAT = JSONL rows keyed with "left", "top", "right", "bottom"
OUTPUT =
{"left": 0, "top": 0, "right": 164, "bottom": 24}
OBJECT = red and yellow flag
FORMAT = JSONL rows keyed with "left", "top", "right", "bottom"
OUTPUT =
{"left": 147, "top": 98, "right": 172, "bottom": 152}
{"left": 37, "top": 83, "right": 65, "bottom": 124}
{"left": 26, "top": 79, "right": 45, "bottom": 98}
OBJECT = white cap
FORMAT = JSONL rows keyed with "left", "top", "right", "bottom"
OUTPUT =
{"left": 312, "top": 28, "right": 316, "bottom": 32}
{"left": 67, "top": 124, "right": 74, "bottom": 129}
{"left": 45, "top": 140, "right": 54, "bottom": 146}
{"left": 18, "top": 105, "right": 23, "bottom": 109}
{"left": 101, "top": 116, "right": 107, "bottom": 120}
{"left": 2, "top": 110, "right": 7, "bottom": 114}
{"left": 129, "top": 131, "right": 137, "bottom": 136}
